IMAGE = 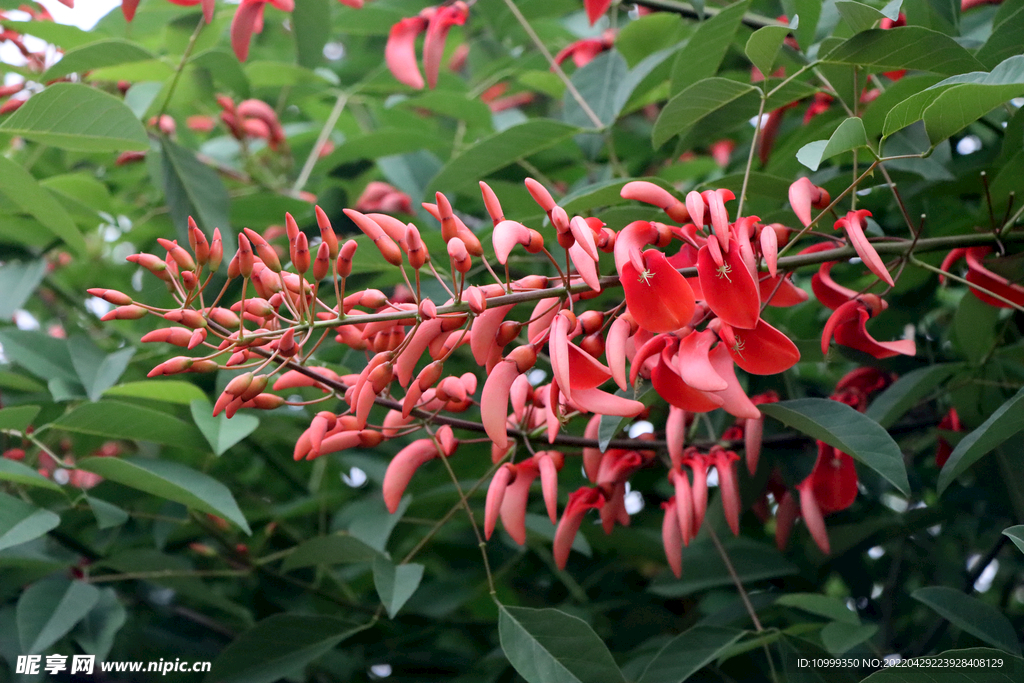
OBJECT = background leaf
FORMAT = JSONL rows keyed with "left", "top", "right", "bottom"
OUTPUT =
{"left": 372, "top": 556, "right": 424, "bottom": 619}
{"left": 912, "top": 587, "right": 1021, "bottom": 655}
{"left": 938, "top": 385, "right": 1024, "bottom": 494}
{"left": 190, "top": 398, "right": 259, "bottom": 456}
{"left": 159, "top": 136, "right": 232, "bottom": 242}
{"left": 52, "top": 400, "right": 206, "bottom": 448}
{"left": 0, "top": 83, "right": 148, "bottom": 152}
{"left": 759, "top": 399, "right": 911, "bottom": 494}
{"left": 43, "top": 38, "right": 154, "bottom": 81}
{"left": 499, "top": 605, "right": 627, "bottom": 683}
{"left": 0, "top": 157, "right": 87, "bottom": 256}
{"left": 76, "top": 456, "right": 251, "bottom": 534}
{"left": 637, "top": 626, "right": 744, "bottom": 683}
{"left": 796, "top": 117, "right": 868, "bottom": 171}
{"left": 0, "top": 492, "right": 60, "bottom": 551}
{"left": 17, "top": 577, "right": 100, "bottom": 655}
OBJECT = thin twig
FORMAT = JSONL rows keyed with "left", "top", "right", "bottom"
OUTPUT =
{"left": 292, "top": 91, "right": 348, "bottom": 193}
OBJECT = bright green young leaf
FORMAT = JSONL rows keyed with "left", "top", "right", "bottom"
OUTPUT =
{"left": 820, "top": 622, "right": 878, "bottom": 654}
{"left": 76, "top": 456, "right": 251, "bottom": 534}
{"left": 759, "top": 399, "right": 910, "bottom": 494}
{"left": 428, "top": 120, "right": 579, "bottom": 193}
{"left": 292, "top": 0, "right": 328, "bottom": 69}
{"left": 860, "top": 649, "right": 1024, "bottom": 681}
{"left": 796, "top": 117, "right": 869, "bottom": 171}
{"left": 372, "top": 556, "right": 425, "bottom": 619}
{"left": 0, "top": 158, "right": 87, "bottom": 256}
{"left": 0, "top": 405, "right": 40, "bottom": 431}
{"left": 68, "top": 336, "right": 135, "bottom": 402}
{"left": 938, "top": 385, "right": 1024, "bottom": 495}
{"left": 650, "top": 538, "right": 798, "bottom": 597}
{"left": 669, "top": 0, "right": 752, "bottom": 95}
{"left": 653, "top": 78, "right": 760, "bottom": 148}
{"left": 776, "top": 593, "right": 861, "bottom": 625}
{"left": 190, "top": 398, "right": 259, "bottom": 456}
{"left": 17, "top": 577, "right": 100, "bottom": 655}
{"left": 0, "top": 458, "right": 62, "bottom": 493}
{"left": 281, "top": 534, "right": 380, "bottom": 572}
{"left": 0, "top": 492, "right": 60, "bottom": 552}
{"left": 824, "top": 27, "right": 985, "bottom": 75}
{"left": 86, "top": 495, "right": 130, "bottom": 530}
{"left": 73, "top": 587, "right": 126, "bottom": 661}
{"left": 160, "top": 136, "right": 231, "bottom": 241}
{"left": 499, "top": 605, "right": 627, "bottom": 683}
{"left": 205, "top": 613, "right": 365, "bottom": 683}
{"left": 564, "top": 50, "right": 629, "bottom": 128}
{"left": 0, "top": 260, "right": 47, "bottom": 320}
{"left": 637, "top": 626, "right": 744, "bottom": 683}
{"left": 52, "top": 401, "right": 206, "bottom": 449}
{"left": 745, "top": 23, "right": 793, "bottom": 79}
{"left": 865, "top": 363, "right": 963, "bottom": 428}
{"left": 104, "top": 380, "right": 207, "bottom": 405}
{"left": 0, "top": 83, "right": 148, "bottom": 152}
{"left": 1003, "top": 525, "right": 1024, "bottom": 555}
{"left": 912, "top": 587, "right": 1021, "bottom": 656}
{"left": 43, "top": 39, "right": 155, "bottom": 81}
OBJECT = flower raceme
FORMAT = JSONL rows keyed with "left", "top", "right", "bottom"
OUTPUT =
{"left": 97, "top": 175, "right": 918, "bottom": 575}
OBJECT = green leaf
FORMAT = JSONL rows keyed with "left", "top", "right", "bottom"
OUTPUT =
{"left": 0, "top": 260, "right": 47, "bottom": 319}
{"left": 0, "top": 19, "right": 94, "bottom": 49}
{"left": 759, "top": 399, "right": 910, "bottom": 495}
{"left": 835, "top": 1, "right": 891, "bottom": 33}
{"left": 281, "top": 534, "right": 380, "bottom": 571}
{"left": 372, "top": 556, "right": 424, "bottom": 619}
{"left": 1003, "top": 525, "right": 1024, "bottom": 555}
{"left": 0, "top": 405, "right": 40, "bottom": 431}
{"left": 86, "top": 495, "right": 130, "bottom": 530}
{"left": 637, "top": 626, "right": 744, "bottom": 683}
{"left": 859, "top": 648, "right": 1024, "bottom": 682}
{"left": 52, "top": 401, "right": 206, "bottom": 449}
{"left": 73, "top": 587, "right": 126, "bottom": 661}
{"left": 292, "top": 0, "right": 328, "bottom": 69}
{"left": 745, "top": 23, "right": 793, "bottom": 79}
{"left": 912, "top": 587, "right": 1022, "bottom": 656}
{"left": 824, "top": 27, "right": 985, "bottom": 75}
{"left": 564, "top": 50, "right": 629, "bottom": 129}
{"left": 160, "top": 136, "right": 231, "bottom": 241}
{"left": 205, "top": 613, "right": 364, "bottom": 683}
{"left": 791, "top": 0, "right": 822, "bottom": 49}
{"left": 190, "top": 398, "right": 259, "bottom": 456}
{"left": 345, "top": 495, "right": 410, "bottom": 553}
{"left": 0, "top": 83, "right": 148, "bottom": 152}
{"left": 0, "top": 329, "right": 78, "bottom": 384}
{"left": 0, "top": 492, "right": 60, "bottom": 552}
{"left": 976, "top": 0, "right": 1024, "bottom": 69}
{"left": 318, "top": 128, "right": 445, "bottom": 170}
{"left": 0, "top": 157, "right": 87, "bottom": 256}
{"left": 938, "top": 385, "right": 1024, "bottom": 495}
{"left": 0, "top": 458, "right": 62, "bottom": 493}
{"left": 796, "top": 117, "right": 869, "bottom": 171}
{"left": 820, "top": 622, "right": 878, "bottom": 654}
{"left": 428, "top": 119, "right": 579, "bottom": 193}
{"left": 189, "top": 50, "right": 250, "bottom": 98}
{"left": 104, "top": 380, "right": 207, "bottom": 405}
{"left": 669, "top": 0, "right": 752, "bottom": 95}
{"left": 865, "top": 363, "right": 963, "bottom": 429}
{"left": 397, "top": 91, "right": 493, "bottom": 127}
{"left": 76, "top": 456, "right": 251, "bottom": 534}
{"left": 498, "top": 605, "right": 627, "bottom": 683}
{"left": 775, "top": 593, "right": 860, "bottom": 625}
{"left": 17, "top": 577, "right": 100, "bottom": 655}
{"left": 649, "top": 538, "right": 798, "bottom": 597}
{"left": 68, "top": 336, "right": 135, "bottom": 402}
{"left": 653, "top": 78, "right": 760, "bottom": 148}
{"left": 43, "top": 39, "right": 155, "bottom": 81}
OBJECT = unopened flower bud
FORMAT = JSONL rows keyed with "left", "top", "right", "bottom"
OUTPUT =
{"left": 313, "top": 241, "right": 331, "bottom": 281}
{"left": 315, "top": 205, "right": 339, "bottom": 260}
{"left": 291, "top": 232, "right": 310, "bottom": 274}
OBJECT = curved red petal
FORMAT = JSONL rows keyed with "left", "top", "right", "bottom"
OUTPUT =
{"left": 698, "top": 244, "right": 761, "bottom": 330}
{"left": 622, "top": 250, "right": 695, "bottom": 334}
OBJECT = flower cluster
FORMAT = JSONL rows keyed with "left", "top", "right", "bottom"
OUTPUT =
{"left": 95, "top": 169, "right": 927, "bottom": 573}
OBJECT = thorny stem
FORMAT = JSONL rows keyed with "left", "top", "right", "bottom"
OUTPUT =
{"left": 501, "top": 0, "right": 604, "bottom": 130}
